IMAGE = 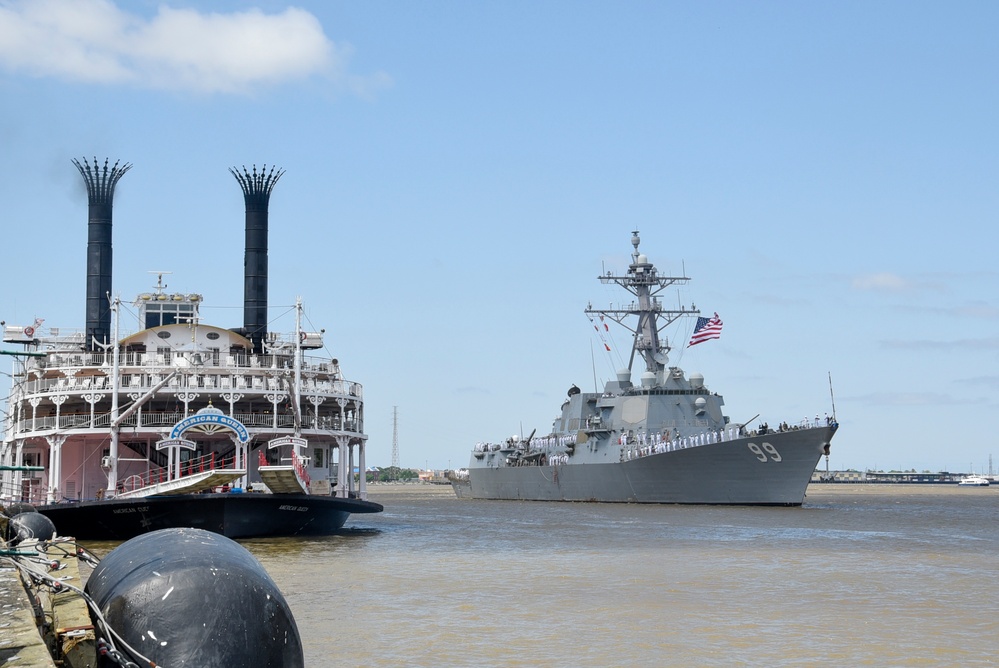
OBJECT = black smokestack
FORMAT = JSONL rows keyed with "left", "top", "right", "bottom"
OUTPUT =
{"left": 230, "top": 164, "right": 284, "bottom": 355}
{"left": 72, "top": 157, "right": 132, "bottom": 351}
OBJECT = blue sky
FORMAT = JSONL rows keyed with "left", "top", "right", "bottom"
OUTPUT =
{"left": 1, "top": 1, "right": 997, "bottom": 474}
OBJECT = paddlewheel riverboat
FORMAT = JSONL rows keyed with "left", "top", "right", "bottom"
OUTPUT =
{"left": 0, "top": 158, "right": 381, "bottom": 538}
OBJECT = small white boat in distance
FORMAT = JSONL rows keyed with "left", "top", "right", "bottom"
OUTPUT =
{"left": 957, "top": 475, "right": 990, "bottom": 487}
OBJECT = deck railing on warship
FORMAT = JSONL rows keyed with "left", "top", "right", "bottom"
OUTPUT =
{"left": 618, "top": 417, "right": 832, "bottom": 462}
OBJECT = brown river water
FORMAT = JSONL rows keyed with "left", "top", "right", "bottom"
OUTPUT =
{"left": 85, "top": 484, "right": 999, "bottom": 667}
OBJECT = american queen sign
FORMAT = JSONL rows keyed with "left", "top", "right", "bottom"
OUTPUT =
{"left": 156, "top": 405, "right": 251, "bottom": 482}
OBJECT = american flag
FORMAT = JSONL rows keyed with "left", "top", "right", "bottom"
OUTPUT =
{"left": 688, "top": 313, "right": 723, "bottom": 347}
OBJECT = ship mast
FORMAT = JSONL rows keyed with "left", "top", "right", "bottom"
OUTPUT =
{"left": 293, "top": 298, "right": 303, "bottom": 438}
{"left": 584, "top": 231, "right": 698, "bottom": 375}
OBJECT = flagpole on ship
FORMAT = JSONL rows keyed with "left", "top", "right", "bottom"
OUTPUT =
{"left": 108, "top": 296, "right": 121, "bottom": 496}
{"left": 828, "top": 371, "right": 837, "bottom": 422}
{"left": 591, "top": 343, "right": 598, "bottom": 393}
{"left": 293, "top": 298, "right": 303, "bottom": 439}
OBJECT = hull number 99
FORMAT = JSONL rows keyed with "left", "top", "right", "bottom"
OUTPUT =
{"left": 747, "top": 442, "right": 782, "bottom": 462}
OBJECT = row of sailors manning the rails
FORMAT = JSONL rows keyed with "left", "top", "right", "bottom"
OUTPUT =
{"left": 473, "top": 415, "right": 836, "bottom": 463}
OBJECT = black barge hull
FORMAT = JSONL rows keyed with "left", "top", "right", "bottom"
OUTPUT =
{"left": 37, "top": 493, "right": 383, "bottom": 540}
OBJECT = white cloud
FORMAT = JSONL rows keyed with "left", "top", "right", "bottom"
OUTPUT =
{"left": 962, "top": 375, "right": 999, "bottom": 389}
{"left": 0, "top": 0, "right": 362, "bottom": 93}
{"left": 881, "top": 336, "right": 999, "bottom": 351}
{"left": 850, "top": 272, "right": 909, "bottom": 291}
{"left": 845, "top": 392, "right": 967, "bottom": 407}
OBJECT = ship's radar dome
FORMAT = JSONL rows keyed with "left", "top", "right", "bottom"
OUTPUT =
{"left": 616, "top": 369, "right": 631, "bottom": 383}
{"left": 641, "top": 372, "right": 656, "bottom": 388}
{"left": 690, "top": 373, "right": 704, "bottom": 389}
{"left": 637, "top": 253, "right": 649, "bottom": 265}
{"left": 694, "top": 397, "right": 707, "bottom": 410}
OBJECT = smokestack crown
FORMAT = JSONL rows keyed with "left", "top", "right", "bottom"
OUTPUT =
{"left": 74, "top": 157, "right": 131, "bottom": 350}
{"left": 231, "top": 164, "right": 283, "bottom": 354}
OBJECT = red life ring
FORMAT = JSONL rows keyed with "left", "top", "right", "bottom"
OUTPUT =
{"left": 24, "top": 326, "right": 34, "bottom": 337}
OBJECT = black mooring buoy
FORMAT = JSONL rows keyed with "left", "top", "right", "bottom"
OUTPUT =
{"left": 85, "top": 527, "right": 304, "bottom": 667}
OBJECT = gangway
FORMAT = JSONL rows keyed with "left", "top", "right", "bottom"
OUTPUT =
{"left": 115, "top": 453, "right": 246, "bottom": 498}
{"left": 257, "top": 450, "right": 311, "bottom": 495}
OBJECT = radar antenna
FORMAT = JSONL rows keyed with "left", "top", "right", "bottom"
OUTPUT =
{"left": 584, "top": 230, "right": 699, "bottom": 375}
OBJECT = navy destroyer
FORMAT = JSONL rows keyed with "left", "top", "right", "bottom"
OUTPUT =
{"left": 451, "top": 231, "right": 837, "bottom": 505}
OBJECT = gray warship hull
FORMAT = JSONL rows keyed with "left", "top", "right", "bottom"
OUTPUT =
{"left": 462, "top": 426, "right": 833, "bottom": 505}
{"left": 453, "top": 231, "right": 838, "bottom": 506}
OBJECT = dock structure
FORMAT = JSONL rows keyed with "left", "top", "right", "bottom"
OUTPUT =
{"left": 0, "top": 536, "right": 95, "bottom": 667}
{"left": 0, "top": 559, "right": 56, "bottom": 666}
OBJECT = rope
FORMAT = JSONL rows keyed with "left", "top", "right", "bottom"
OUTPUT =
{"left": 1, "top": 539, "right": 158, "bottom": 668}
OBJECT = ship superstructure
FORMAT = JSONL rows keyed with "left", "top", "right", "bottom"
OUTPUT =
{"left": 454, "top": 231, "right": 837, "bottom": 505}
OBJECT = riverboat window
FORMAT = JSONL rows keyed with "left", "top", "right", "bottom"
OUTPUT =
{"left": 315, "top": 448, "right": 324, "bottom": 468}
{"left": 143, "top": 301, "right": 198, "bottom": 329}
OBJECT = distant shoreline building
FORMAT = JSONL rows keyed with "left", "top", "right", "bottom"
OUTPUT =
{"left": 811, "top": 470, "right": 985, "bottom": 484}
